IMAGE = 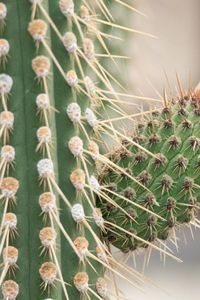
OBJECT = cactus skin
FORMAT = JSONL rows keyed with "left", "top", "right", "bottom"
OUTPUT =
{"left": 99, "top": 96, "right": 200, "bottom": 252}
{"left": 0, "top": 2, "right": 46, "bottom": 299}
{"left": 0, "top": 1, "right": 105, "bottom": 299}
{"left": 2, "top": 2, "right": 62, "bottom": 299}
{"left": 1, "top": 1, "right": 199, "bottom": 300}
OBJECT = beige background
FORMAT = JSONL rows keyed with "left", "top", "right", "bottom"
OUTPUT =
{"left": 133, "top": 0, "right": 200, "bottom": 96}
{"left": 111, "top": 1, "right": 200, "bottom": 299}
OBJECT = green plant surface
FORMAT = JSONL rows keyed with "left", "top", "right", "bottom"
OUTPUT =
{"left": 0, "top": 1, "right": 199, "bottom": 300}
{"left": 1, "top": 1, "right": 63, "bottom": 299}
{"left": 98, "top": 96, "right": 200, "bottom": 253}
{"left": 0, "top": 0, "right": 104, "bottom": 299}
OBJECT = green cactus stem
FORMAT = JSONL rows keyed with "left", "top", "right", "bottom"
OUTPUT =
{"left": 98, "top": 94, "right": 200, "bottom": 255}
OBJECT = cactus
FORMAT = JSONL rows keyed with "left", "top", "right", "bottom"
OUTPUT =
{"left": 98, "top": 93, "right": 200, "bottom": 257}
{"left": 0, "top": 1, "right": 155, "bottom": 300}
{"left": 0, "top": 1, "right": 199, "bottom": 300}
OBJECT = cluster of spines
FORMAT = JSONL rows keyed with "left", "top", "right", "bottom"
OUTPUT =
{"left": 0, "top": 3, "right": 19, "bottom": 299}
{"left": 99, "top": 92, "right": 200, "bottom": 267}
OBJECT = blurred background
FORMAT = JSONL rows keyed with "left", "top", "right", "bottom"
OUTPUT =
{"left": 132, "top": 0, "right": 200, "bottom": 97}
{"left": 108, "top": 1, "right": 200, "bottom": 299}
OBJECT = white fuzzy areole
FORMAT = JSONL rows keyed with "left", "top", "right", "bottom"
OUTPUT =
{"left": 28, "top": 19, "right": 47, "bottom": 41}
{"left": 37, "top": 159, "right": 54, "bottom": 178}
{"left": 1, "top": 145, "right": 15, "bottom": 162}
{"left": 0, "top": 39, "right": 9, "bottom": 57}
{"left": 39, "top": 192, "right": 57, "bottom": 213}
{"left": 59, "top": 0, "right": 74, "bottom": 17}
{"left": 68, "top": 136, "right": 83, "bottom": 157}
{"left": 36, "top": 93, "right": 50, "bottom": 110}
{"left": 3, "top": 214, "right": 17, "bottom": 230}
{"left": 0, "top": 74, "right": 13, "bottom": 94}
{"left": 63, "top": 32, "right": 77, "bottom": 53}
{"left": 66, "top": 70, "right": 78, "bottom": 87}
{"left": 71, "top": 203, "right": 85, "bottom": 223}
{"left": 66, "top": 102, "right": 81, "bottom": 123}
{"left": 37, "top": 126, "right": 52, "bottom": 144}
{"left": 2, "top": 280, "right": 19, "bottom": 300}
{"left": 32, "top": 56, "right": 50, "bottom": 78}
{"left": 3, "top": 247, "right": 18, "bottom": 266}
{"left": 0, "top": 111, "right": 14, "bottom": 129}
